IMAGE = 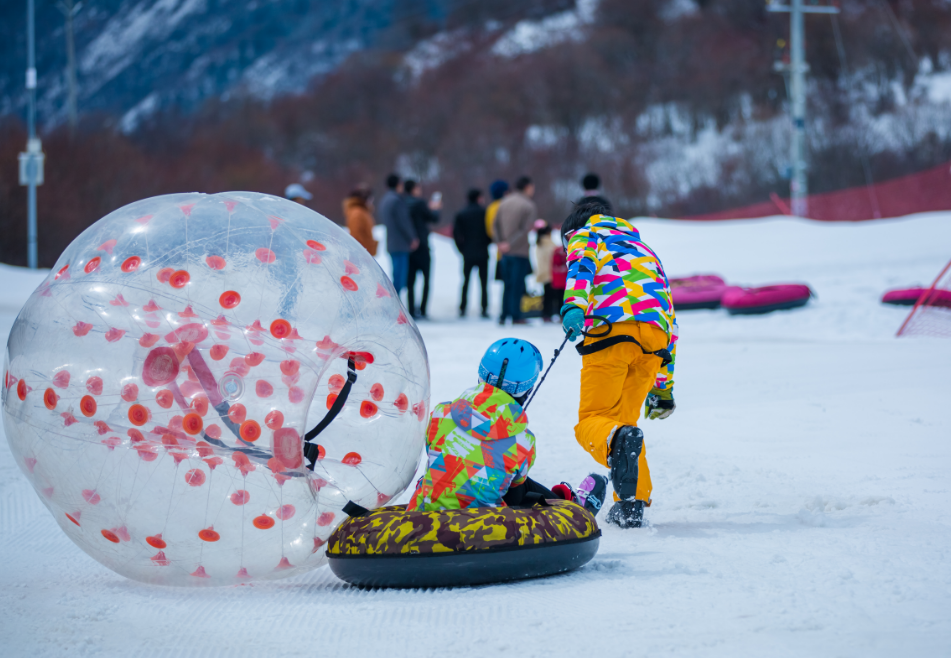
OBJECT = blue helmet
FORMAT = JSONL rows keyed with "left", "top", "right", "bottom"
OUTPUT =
{"left": 478, "top": 338, "right": 543, "bottom": 398}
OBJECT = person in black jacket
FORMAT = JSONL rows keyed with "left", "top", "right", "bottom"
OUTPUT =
{"left": 404, "top": 179, "right": 440, "bottom": 320}
{"left": 453, "top": 188, "right": 491, "bottom": 318}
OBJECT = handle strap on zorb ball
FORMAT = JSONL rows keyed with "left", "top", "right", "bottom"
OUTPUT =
{"left": 303, "top": 356, "right": 357, "bottom": 471}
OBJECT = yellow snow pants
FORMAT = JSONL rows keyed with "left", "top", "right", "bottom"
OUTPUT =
{"left": 574, "top": 320, "right": 667, "bottom": 503}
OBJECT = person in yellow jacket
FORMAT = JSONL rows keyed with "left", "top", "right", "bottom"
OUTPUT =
{"left": 560, "top": 201, "right": 678, "bottom": 528}
{"left": 485, "top": 179, "right": 509, "bottom": 281}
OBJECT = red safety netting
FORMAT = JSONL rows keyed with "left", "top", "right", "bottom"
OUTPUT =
{"left": 897, "top": 259, "right": 951, "bottom": 338}
{"left": 685, "top": 161, "right": 951, "bottom": 221}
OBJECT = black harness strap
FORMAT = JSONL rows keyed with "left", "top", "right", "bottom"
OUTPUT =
{"left": 303, "top": 356, "right": 357, "bottom": 471}
{"left": 575, "top": 335, "right": 672, "bottom": 367}
{"left": 573, "top": 315, "right": 673, "bottom": 367}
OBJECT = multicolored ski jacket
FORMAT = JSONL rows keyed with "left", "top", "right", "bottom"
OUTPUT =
{"left": 408, "top": 383, "right": 536, "bottom": 512}
{"left": 563, "top": 215, "right": 678, "bottom": 389}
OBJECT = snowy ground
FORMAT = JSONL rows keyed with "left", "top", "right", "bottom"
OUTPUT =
{"left": 2, "top": 213, "right": 950, "bottom": 657}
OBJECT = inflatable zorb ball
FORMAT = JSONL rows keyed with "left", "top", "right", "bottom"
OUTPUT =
{"left": 1, "top": 192, "right": 429, "bottom": 586}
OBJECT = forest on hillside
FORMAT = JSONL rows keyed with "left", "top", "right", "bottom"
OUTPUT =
{"left": 2, "top": 0, "right": 950, "bottom": 267}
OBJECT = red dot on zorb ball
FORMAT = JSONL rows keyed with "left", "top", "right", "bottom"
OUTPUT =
{"left": 240, "top": 420, "right": 261, "bottom": 442}
{"left": 306, "top": 240, "right": 326, "bottom": 251}
{"left": 84, "top": 257, "right": 101, "bottom": 274}
{"left": 265, "top": 410, "right": 284, "bottom": 430}
{"left": 270, "top": 319, "right": 291, "bottom": 338}
{"left": 228, "top": 403, "right": 246, "bottom": 424}
{"left": 198, "top": 527, "right": 220, "bottom": 542}
{"left": 253, "top": 514, "right": 275, "bottom": 529}
{"left": 44, "top": 388, "right": 58, "bottom": 410}
{"left": 80, "top": 395, "right": 97, "bottom": 417}
{"left": 185, "top": 469, "right": 206, "bottom": 487}
{"left": 340, "top": 276, "right": 358, "bottom": 291}
{"left": 342, "top": 452, "right": 362, "bottom": 466}
{"left": 128, "top": 404, "right": 150, "bottom": 426}
{"left": 169, "top": 270, "right": 190, "bottom": 288}
{"left": 142, "top": 347, "right": 180, "bottom": 386}
{"left": 255, "top": 248, "right": 276, "bottom": 264}
{"left": 205, "top": 255, "right": 226, "bottom": 270}
{"left": 360, "top": 401, "right": 378, "bottom": 418}
{"left": 182, "top": 413, "right": 203, "bottom": 435}
{"left": 219, "top": 291, "right": 241, "bottom": 309}
{"left": 121, "top": 256, "right": 141, "bottom": 272}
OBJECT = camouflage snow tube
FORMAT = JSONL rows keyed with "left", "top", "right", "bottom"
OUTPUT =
{"left": 326, "top": 499, "right": 600, "bottom": 588}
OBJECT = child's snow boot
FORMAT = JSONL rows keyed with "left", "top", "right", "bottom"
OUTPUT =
{"left": 606, "top": 426, "right": 647, "bottom": 528}
{"left": 551, "top": 482, "right": 574, "bottom": 501}
{"left": 575, "top": 473, "right": 609, "bottom": 516}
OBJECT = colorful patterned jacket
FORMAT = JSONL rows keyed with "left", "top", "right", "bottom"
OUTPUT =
{"left": 563, "top": 215, "right": 678, "bottom": 389}
{"left": 408, "top": 383, "right": 536, "bottom": 512}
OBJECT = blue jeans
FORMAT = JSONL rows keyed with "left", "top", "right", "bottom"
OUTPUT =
{"left": 500, "top": 255, "right": 531, "bottom": 322}
{"left": 390, "top": 252, "right": 410, "bottom": 294}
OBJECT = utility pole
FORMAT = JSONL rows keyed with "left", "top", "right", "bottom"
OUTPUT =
{"left": 18, "top": 0, "right": 45, "bottom": 269}
{"left": 57, "top": 0, "right": 83, "bottom": 135}
{"left": 768, "top": 0, "right": 839, "bottom": 218}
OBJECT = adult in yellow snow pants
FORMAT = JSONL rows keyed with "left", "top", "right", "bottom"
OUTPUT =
{"left": 574, "top": 321, "right": 668, "bottom": 503}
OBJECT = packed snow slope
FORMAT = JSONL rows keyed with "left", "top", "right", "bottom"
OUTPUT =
{"left": 2, "top": 212, "right": 950, "bottom": 657}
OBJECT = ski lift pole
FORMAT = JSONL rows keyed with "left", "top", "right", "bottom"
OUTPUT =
{"left": 19, "top": 0, "right": 44, "bottom": 269}
{"left": 522, "top": 332, "right": 572, "bottom": 411}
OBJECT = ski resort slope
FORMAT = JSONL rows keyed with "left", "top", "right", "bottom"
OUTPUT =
{"left": 1, "top": 212, "right": 950, "bottom": 657}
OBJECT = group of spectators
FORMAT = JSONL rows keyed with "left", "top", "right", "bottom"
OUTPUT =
{"left": 285, "top": 173, "right": 612, "bottom": 323}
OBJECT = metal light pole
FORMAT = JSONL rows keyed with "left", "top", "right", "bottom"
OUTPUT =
{"left": 18, "top": 0, "right": 45, "bottom": 269}
{"left": 57, "top": 0, "right": 82, "bottom": 135}
{"left": 768, "top": 0, "right": 839, "bottom": 218}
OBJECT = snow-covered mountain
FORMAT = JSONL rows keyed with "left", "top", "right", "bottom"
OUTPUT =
{"left": 0, "top": 0, "right": 576, "bottom": 129}
{"left": 0, "top": 0, "right": 397, "bottom": 124}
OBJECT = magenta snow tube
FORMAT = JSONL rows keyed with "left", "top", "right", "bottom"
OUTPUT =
{"left": 722, "top": 284, "right": 812, "bottom": 315}
{"left": 881, "top": 288, "right": 951, "bottom": 308}
{"left": 670, "top": 275, "right": 728, "bottom": 310}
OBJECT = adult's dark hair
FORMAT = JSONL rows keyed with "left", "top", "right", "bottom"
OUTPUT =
{"left": 489, "top": 179, "right": 509, "bottom": 200}
{"left": 562, "top": 200, "right": 611, "bottom": 238}
{"left": 582, "top": 173, "right": 600, "bottom": 191}
{"left": 535, "top": 223, "right": 552, "bottom": 244}
{"left": 403, "top": 179, "right": 417, "bottom": 195}
{"left": 515, "top": 175, "right": 532, "bottom": 191}
{"left": 467, "top": 188, "right": 482, "bottom": 204}
{"left": 386, "top": 173, "right": 401, "bottom": 190}
{"left": 348, "top": 187, "right": 372, "bottom": 203}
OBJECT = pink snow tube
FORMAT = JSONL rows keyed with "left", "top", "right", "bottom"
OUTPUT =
{"left": 881, "top": 287, "right": 951, "bottom": 308}
{"left": 669, "top": 275, "right": 728, "bottom": 310}
{"left": 722, "top": 284, "right": 812, "bottom": 315}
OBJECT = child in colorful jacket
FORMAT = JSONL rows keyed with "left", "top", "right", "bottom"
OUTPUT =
{"left": 560, "top": 201, "right": 678, "bottom": 528}
{"left": 409, "top": 338, "right": 607, "bottom": 513}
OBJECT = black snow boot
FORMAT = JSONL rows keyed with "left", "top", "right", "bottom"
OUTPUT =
{"left": 606, "top": 499, "right": 645, "bottom": 528}
{"left": 606, "top": 426, "right": 646, "bottom": 528}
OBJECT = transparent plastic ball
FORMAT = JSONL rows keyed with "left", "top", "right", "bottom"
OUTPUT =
{"left": 2, "top": 192, "right": 430, "bottom": 586}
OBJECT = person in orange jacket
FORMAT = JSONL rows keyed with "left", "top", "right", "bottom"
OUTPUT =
{"left": 343, "top": 187, "right": 378, "bottom": 256}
